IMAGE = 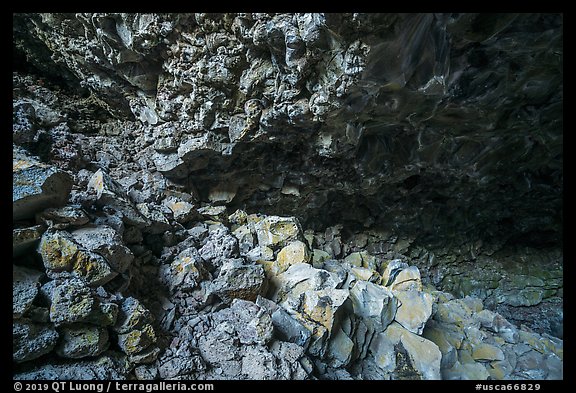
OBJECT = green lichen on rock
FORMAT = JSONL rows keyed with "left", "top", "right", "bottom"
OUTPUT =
{"left": 254, "top": 216, "right": 303, "bottom": 250}
{"left": 114, "top": 297, "right": 154, "bottom": 335}
{"left": 117, "top": 324, "right": 156, "bottom": 355}
{"left": 276, "top": 240, "right": 311, "bottom": 273}
{"left": 48, "top": 277, "right": 118, "bottom": 327}
{"left": 38, "top": 230, "right": 117, "bottom": 286}
{"left": 49, "top": 279, "right": 95, "bottom": 325}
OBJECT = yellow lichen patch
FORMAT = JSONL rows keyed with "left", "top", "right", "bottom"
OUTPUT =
{"left": 540, "top": 337, "right": 563, "bottom": 359}
{"left": 120, "top": 324, "right": 156, "bottom": 355}
{"left": 71, "top": 250, "right": 115, "bottom": 286}
{"left": 255, "top": 216, "right": 301, "bottom": 249}
{"left": 172, "top": 256, "right": 194, "bottom": 273}
{"left": 276, "top": 241, "right": 310, "bottom": 273}
{"left": 303, "top": 302, "right": 333, "bottom": 332}
{"left": 12, "top": 159, "right": 36, "bottom": 171}
{"left": 518, "top": 330, "right": 548, "bottom": 354}
{"left": 39, "top": 233, "right": 79, "bottom": 271}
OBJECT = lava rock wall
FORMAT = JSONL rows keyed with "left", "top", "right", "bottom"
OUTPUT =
{"left": 13, "top": 13, "right": 562, "bottom": 381}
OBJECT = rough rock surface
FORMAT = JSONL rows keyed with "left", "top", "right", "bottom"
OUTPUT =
{"left": 13, "top": 13, "right": 562, "bottom": 380}
{"left": 13, "top": 320, "right": 59, "bottom": 363}
{"left": 13, "top": 147, "right": 72, "bottom": 220}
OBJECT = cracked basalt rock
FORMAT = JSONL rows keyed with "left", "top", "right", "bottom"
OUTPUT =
{"left": 13, "top": 147, "right": 73, "bottom": 221}
{"left": 48, "top": 276, "right": 119, "bottom": 327}
{"left": 55, "top": 324, "right": 110, "bottom": 359}
{"left": 13, "top": 225, "right": 45, "bottom": 257}
{"left": 38, "top": 229, "right": 118, "bottom": 287}
{"left": 13, "top": 13, "right": 561, "bottom": 381}
{"left": 13, "top": 265, "right": 43, "bottom": 318}
{"left": 13, "top": 319, "right": 59, "bottom": 363}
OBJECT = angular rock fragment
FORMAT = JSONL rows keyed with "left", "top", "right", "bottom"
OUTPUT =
{"left": 13, "top": 225, "right": 45, "bottom": 257}
{"left": 197, "top": 205, "right": 228, "bottom": 222}
{"left": 389, "top": 266, "right": 423, "bottom": 291}
{"left": 162, "top": 247, "right": 208, "bottom": 292}
{"left": 254, "top": 215, "right": 303, "bottom": 250}
{"left": 344, "top": 251, "right": 378, "bottom": 271}
{"left": 88, "top": 168, "right": 128, "bottom": 200}
{"left": 348, "top": 280, "right": 397, "bottom": 332}
{"left": 71, "top": 225, "right": 135, "bottom": 273}
{"left": 270, "top": 263, "right": 349, "bottom": 358}
{"left": 312, "top": 249, "right": 331, "bottom": 267}
{"left": 152, "top": 151, "right": 188, "bottom": 179}
{"left": 13, "top": 148, "right": 72, "bottom": 220}
{"left": 13, "top": 319, "right": 59, "bottom": 363}
{"left": 233, "top": 224, "right": 255, "bottom": 255}
{"left": 256, "top": 296, "right": 312, "bottom": 349}
{"left": 198, "top": 226, "right": 239, "bottom": 269}
{"left": 163, "top": 196, "right": 196, "bottom": 224}
{"left": 129, "top": 346, "right": 161, "bottom": 365}
{"left": 471, "top": 343, "right": 505, "bottom": 362}
{"left": 49, "top": 277, "right": 118, "bottom": 326}
{"left": 113, "top": 296, "right": 157, "bottom": 360}
{"left": 381, "top": 259, "right": 409, "bottom": 287}
{"left": 326, "top": 327, "right": 354, "bottom": 368}
{"left": 87, "top": 169, "right": 149, "bottom": 228}
{"left": 114, "top": 297, "right": 154, "bottom": 334}
{"left": 38, "top": 230, "right": 117, "bottom": 286}
{"left": 117, "top": 324, "right": 156, "bottom": 355}
{"left": 245, "top": 245, "right": 275, "bottom": 264}
{"left": 208, "top": 259, "right": 266, "bottom": 303}
{"left": 14, "top": 353, "right": 127, "bottom": 380}
{"left": 212, "top": 299, "right": 274, "bottom": 345}
{"left": 136, "top": 203, "right": 172, "bottom": 234}
{"left": 269, "top": 341, "right": 310, "bottom": 379}
{"left": 36, "top": 206, "right": 89, "bottom": 228}
{"left": 475, "top": 309, "right": 519, "bottom": 343}
{"left": 393, "top": 289, "right": 434, "bottom": 335}
{"left": 442, "top": 360, "right": 491, "bottom": 380}
{"left": 275, "top": 240, "right": 311, "bottom": 273}
{"left": 379, "top": 322, "right": 442, "bottom": 380}
{"left": 422, "top": 321, "right": 459, "bottom": 370}
{"left": 55, "top": 324, "right": 109, "bottom": 359}
{"left": 13, "top": 265, "right": 43, "bottom": 318}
